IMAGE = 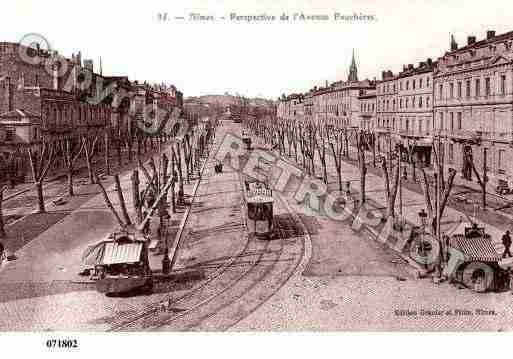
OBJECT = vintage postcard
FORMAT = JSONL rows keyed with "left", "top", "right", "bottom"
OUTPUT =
{"left": 1, "top": 1, "right": 513, "bottom": 350}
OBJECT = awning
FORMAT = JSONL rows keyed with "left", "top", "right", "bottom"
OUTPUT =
{"left": 450, "top": 234, "right": 501, "bottom": 262}
{"left": 102, "top": 242, "right": 143, "bottom": 265}
{"left": 82, "top": 240, "right": 143, "bottom": 266}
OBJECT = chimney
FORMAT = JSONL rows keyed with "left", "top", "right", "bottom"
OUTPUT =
{"left": 419, "top": 61, "right": 425, "bottom": 67}
{"left": 427, "top": 58, "right": 433, "bottom": 66}
{"left": 467, "top": 36, "right": 476, "bottom": 45}
{"left": 53, "top": 65, "right": 59, "bottom": 90}
{"left": 402, "top": 65, "right": 407, "bottom": 72}
{"left": 6, "top": 77, "right": 13, "bottom": 112}
{"left": 487, "top": 30, "right": 496, "bottom": 40}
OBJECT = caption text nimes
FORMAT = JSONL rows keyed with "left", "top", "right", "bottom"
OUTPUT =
{"left": 157, "top": 12, "right": 378, "bottom": 23}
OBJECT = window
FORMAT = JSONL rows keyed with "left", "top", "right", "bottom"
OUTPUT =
{"left": 426, "top": 96, "right": 430, "bottom": 107}
{"left": 392, "top": 118, "right": 396, "bottom": 129}
{"left": 475, "top": 78, "right": 481, "bottom": 97}
{"left": 501, "top": 75, "right": 506, "bottom": 95}
{"left": 406, "top": 81, "right": 409, "bottom": 90}
{"left": 440, "top": 112, "right": 444, "bottom": 129}
{"left": 406, "top": 119, "right": 409, "bottom": 131}
{"left": 450, "top": 112, "right": 454, "bottom": 131}
{"left": 419, "top": 119, "right": 423, "bottom": 133}
{"left": 457, "top": 112, "right": 462, "bottom": 130}
{"left": 406, "top": 98, "right": 409, "bottom": 108}
{"left": 393, "top": 84, "right": 396, "bottom": 92}
{"left": 412, "top": 96, "right": 416, "bottom": 108}
{"left": 485, "top": 77, "right": 491, "bottom": 96}
{"left": 400, "top": 82, "right": 403, "bottom": 90}
{"left": 5, "top": 127, "right": 15, "bottom": 141}
{"left": 419, "top": 78, "right": 423, "bottom": 88}
{"left": 413, "top": 79, "right": 416, "bottom": 89}
{"left": 419, "top": 97, "right": 423, "bottom": 108}
{"left": 439, "top": 84, "right": 443, "bottom": 99}
{"left": 33, "top": 127, "right": 38, "bottom": 140}
{"left": 499, "top": 149, "right": 505, "bottom": 173}
{"left": 449, "top": 144, "right": 454, "bottom": 163}
{"left": 466, "top": 80, "right": 471, "bottom": 97}
{"left": 457, "top": 82, "right": 462, "bottom": 98}
{"left": 426, "top": 77, "right": 430, "bottom": 87}
{"left": 450, "top": 83, "right": 454, "bottom": 98}
{"left": 400, "top": 99, "right": 403, "bottom": 108}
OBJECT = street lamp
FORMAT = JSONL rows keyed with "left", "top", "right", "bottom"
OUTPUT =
{"left": 418, "top": 208, "right": 428, "bottom": 269}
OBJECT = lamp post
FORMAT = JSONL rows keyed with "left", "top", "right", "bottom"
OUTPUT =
{"left": 418, "top": 208, "right": 428, "bottom": 269}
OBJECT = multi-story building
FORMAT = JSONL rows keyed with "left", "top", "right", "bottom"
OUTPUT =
{"left": 434, "top": 30, "right": 513, "bottom": 185}
{"left": 302, "top": 52, "right": 375, "bottom": 128}
{"left": 359, "top": 87, "right": 377, "bottom": 130}
{"left": 277, "top": 93, "right": 304, "bottom": 121}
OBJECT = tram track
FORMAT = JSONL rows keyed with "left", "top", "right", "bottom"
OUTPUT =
{"left": 108, "top": 125, "right": 308, "bottom": 332}
{"left": 106, "top": 125, "right": 257, "bottom": 331}
{"left": 181, "top": 191, "right": 308, "bottom": 331}
{"left": 109, "top": 167, "right": 276, "bottom": 331}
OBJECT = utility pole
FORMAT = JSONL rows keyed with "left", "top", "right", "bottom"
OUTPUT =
{"left": 435, "top": 132, "right": 442, "bottom": 279}
{"left": 483, "top": 147, "right": 487, "bottom": 210}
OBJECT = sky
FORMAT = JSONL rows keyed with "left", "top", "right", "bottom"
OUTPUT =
{"left": 2, "top": 0, "right": 513, "bottom": 100}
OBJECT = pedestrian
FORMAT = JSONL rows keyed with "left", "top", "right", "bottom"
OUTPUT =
{"left": 142, "top": 209, "right": 151, "bottom": 237}
{"left": 0, "top": 241, "right": 4, "bottom": 264}
{"left": 502, "top": 230, "right": 512, "bottom": 258}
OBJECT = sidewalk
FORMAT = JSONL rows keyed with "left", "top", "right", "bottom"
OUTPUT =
{"left": 0, "top": 145, "right": 171, "bottom": 264}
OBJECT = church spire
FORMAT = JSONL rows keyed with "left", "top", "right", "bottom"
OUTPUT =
{"left": 450, "top": 34, "right": 458, "bottom": 51}
{"left": 348, "top": 49, "right": 358, "bottom": 82}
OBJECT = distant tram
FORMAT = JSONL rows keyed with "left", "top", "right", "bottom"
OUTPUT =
{"left": 242, "top": 130, "right": 252, "bottom": 151}
{"left": 244, "top": 180, "right": 274, "bottom": 239}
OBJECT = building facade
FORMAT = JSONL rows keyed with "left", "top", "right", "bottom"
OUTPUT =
{"left": 434, "top": 30, "right": 513, "bottom": 185}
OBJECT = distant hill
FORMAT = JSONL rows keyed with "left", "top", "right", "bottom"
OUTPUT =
{"left": 185, "top": 94, "right": 274, "bottom": 107}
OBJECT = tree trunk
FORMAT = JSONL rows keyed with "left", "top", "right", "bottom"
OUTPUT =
{"left": 0, "top": 186, "right": 6, "bottom": 237}
{"left": 67, "top": 168, "right": 74, "bottom": 196}
{"left": 114, "top": 174, "right": 132, "bottom": 226}
{"left": 35, "top": 181, "right": 45, "bottom": 213}
{"left": 104, "top": 131, "right": 110, "bottom": 176}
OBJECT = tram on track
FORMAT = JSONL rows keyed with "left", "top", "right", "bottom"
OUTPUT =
{"left": 242, "top": 130, "right": 252, "bottom": 151}
{"left": 244, "top": 179, "right": 274, "bottom": 239}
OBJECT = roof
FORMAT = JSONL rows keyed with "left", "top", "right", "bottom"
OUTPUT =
{"left": 102, "top": 241, "right": 143, "bottom": 265}
{"left": 82, "top": 232, "right": 146, "bottom": 266}
{"left": 450, "top": 231, "right": 501, "bottom": 262}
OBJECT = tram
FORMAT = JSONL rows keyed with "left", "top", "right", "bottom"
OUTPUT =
{"left": 81, "top": 230, "right": 153, "bottom": 295}
{"left": 242, "top": 130, "right": 252, "bottom": 151}
{"left": 244, "top": 180, "right": 274, "bottom": 239}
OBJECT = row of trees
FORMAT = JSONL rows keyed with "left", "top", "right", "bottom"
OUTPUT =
{"left": 242, "top": 115, "right": 459, "bottom": 236}
{"left": 95, "top": 116, "right": 217, "bottom": 273}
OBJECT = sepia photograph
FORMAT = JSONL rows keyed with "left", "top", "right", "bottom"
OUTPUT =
{"left": 1, "top": 0, "right": 513, "bottom": 356}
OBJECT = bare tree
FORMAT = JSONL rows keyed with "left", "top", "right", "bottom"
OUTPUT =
{"left": 329, "top": 127, "right": 345, "bottom": 191}
{"left": 63, "top": 137, "right": 86, "bottom": 196}
{"left": 380, "top": 155, "right": 400, "bottom": 219}
{"left": 355, "top": 130, "right": 371, "bottom": 204}
{"left": 315, "top": 124, "right": 328, "bottom": 184}
{"left": 27, "top": 141, "right": 56, "bottom": 213}
{"left": 82, "top": 131, "right": 99, "bottom": 184}
{"left": 420, "top": 167, "right": 457, "bottom": 235}
{"left": 0, "top": 186, "right": 7, "bottom": 237}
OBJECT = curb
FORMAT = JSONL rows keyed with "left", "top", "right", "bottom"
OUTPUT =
{"left": 255, "top": 136, "right": 428, "bottom": 279}
{"left": 363, "top": 224, "right": 427, "bottom": 279}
